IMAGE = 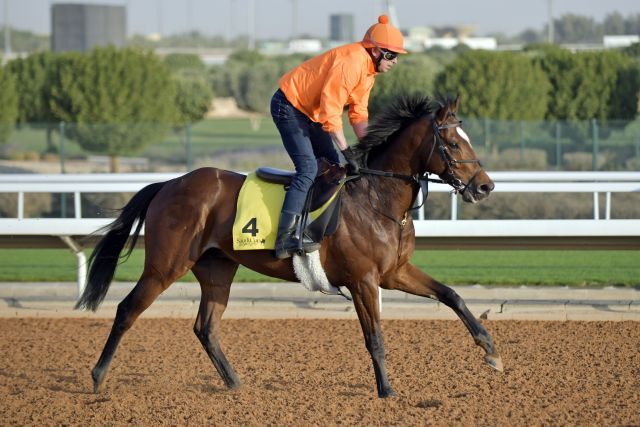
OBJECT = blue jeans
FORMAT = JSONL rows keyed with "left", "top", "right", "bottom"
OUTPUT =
{"left": 270, "top": 89, "right": 340, "bottom": 216}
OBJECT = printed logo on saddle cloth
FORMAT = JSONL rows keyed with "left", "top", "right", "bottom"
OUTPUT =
{"left": 233, "top": 173, "right": 341, "bottom": 250}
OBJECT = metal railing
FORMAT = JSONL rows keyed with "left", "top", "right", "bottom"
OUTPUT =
{"left": 1, "top": 171, "right": 639, "bottom": 294}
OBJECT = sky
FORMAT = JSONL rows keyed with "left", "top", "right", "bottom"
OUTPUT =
{"left": 1, "top": 0, "right": 639, "bottom": 39}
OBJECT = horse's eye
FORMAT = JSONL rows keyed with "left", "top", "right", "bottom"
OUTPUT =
{"left": 449, "top": 141, "right": 459, "bottom": 149}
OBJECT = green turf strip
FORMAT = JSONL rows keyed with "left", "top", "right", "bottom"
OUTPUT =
{"left": 0, "top": 249, "right": 637, "bottom": 287}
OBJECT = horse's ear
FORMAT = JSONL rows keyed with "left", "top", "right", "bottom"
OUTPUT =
{"left": 436, "top": 103, "right": 450, "bottom": 123}
{"left": 453, "top": 94, "right": 460, "bottom": 113}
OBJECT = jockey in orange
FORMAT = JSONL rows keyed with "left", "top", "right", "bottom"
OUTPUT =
{"left": 271, "top": 15, "right": 406, "bottom": 259}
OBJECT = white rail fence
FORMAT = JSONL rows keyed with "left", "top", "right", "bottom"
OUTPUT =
{"left": 1, "top": 171, "right": 639, "bottom": 293}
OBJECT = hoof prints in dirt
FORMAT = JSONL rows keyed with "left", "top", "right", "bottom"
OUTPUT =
{"left": 0, "top": 318, "right": 638, "bottom": 425}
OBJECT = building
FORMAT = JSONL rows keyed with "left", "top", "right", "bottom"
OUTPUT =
{"left": 288, "top": 38, "right": 323, "bottom": 54}
{"left": 603, "top": 35, "right": 640, "bottom": 49}
{"left": 329, "top": 14, "right": 354, "bottom": 43}
{"left": 51, "top": 3, "right": 126, "bottom": 52}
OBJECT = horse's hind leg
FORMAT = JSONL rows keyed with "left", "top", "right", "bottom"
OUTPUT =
{"left": 385, "top": 263, "right": 503, "bottom": 372}
{"left": 91, "top": 272, "right": 177, "bottom": 392}
{"left": 191, "top": 250, "right": 241, "bottom": 390}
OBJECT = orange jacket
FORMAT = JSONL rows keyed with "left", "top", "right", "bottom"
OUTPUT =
{"left": 279, "top": 42, "right": 376, "bottom": 133}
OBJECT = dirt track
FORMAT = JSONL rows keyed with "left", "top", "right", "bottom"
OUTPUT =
{"left": 1, "top": 318, "right": 638, "bottom": 425}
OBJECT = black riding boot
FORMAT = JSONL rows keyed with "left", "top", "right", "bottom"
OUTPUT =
{"left": 274, "top": 211, "right": 320, "bottom": 259}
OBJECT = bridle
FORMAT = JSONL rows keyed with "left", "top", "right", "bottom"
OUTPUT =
{"left": 351, "top": 114, "right": 483, "bottom": 256}
{"left": 358, "top": 115, "right": 482, "bottom": 195}
{"left": 347, "top": 115, "right": 481, "bottom": 257}
{"left": 427, "top": 118, "right": 482, "bottom": 193}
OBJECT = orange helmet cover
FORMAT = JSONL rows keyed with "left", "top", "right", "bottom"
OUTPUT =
{"left": 362, "top": 14, "right": 407, "bottom": 53}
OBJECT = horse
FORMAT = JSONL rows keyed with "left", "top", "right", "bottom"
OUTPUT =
{"left": 76, "top": 94, "right": 502, "bottom": 398}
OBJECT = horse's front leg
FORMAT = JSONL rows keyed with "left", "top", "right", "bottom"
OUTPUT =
{"left": 385, "top": 263, "right": 503, "bottom": 372}
{"left": 349, "top": 282, "right": 396, "bottom": 398}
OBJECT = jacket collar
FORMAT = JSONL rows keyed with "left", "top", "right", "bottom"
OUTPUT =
{"left": 360, "top": 42, "right": 377, "bottom": 76}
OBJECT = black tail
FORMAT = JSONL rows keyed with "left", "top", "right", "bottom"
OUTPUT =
{"left": 75, "top": 182, "right": 166, "bottom": 311}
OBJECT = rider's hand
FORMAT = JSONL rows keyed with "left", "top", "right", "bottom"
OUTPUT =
{"left": 341, "top": 147, "right": 361, "bottom": 175}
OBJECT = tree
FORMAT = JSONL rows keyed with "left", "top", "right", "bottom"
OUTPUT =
{"left": 624, "top": 13, "right": 640, "bottom": 34}
{"left": 163, "top": 53, "right": 208, "bottom": 74}
{"left": 519, "top": 29, "right": 544, "bottom": 45}
{"left": 370, "top": 54, "right": 442, "bottom": 116}
{"left": 0, "top": 64, "right": 18, "bottom": 146}
{"left": 623, "top": 42, "right": 640, "bottom": 59}
{"left": 0, "top": 27, "right": 49, "bottom": 53}
{"left": 172, "top": 76, "right": 213, "bottom": 127}
{"left": 7, "top": 52, "right": 62, "bottom": 152}
{"left": 603, "top": 12, "right": 626, "bottom": 35}
{"left": 535, "top": 47, "right": 639, "bottom": 121}
{"left": 210, "top": 53, "right": 307, "bottom": 113}
{"left": 163, "top": 54, "right": 213, "bottom": 127}
{"left": 553, "top": 14, "right": 601, "bottom": 43}
{"left": 435, "top": 50, "right": 550, "bottom": 120}
{"left": 49, "top": 46, "right": 176, "bottom": 172}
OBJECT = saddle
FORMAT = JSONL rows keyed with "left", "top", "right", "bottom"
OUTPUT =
{"left": 256, "top": 158, "right": 345, "bottom": 211}
{"left": 232, "top": 159, "right": 345, "bottom": 251}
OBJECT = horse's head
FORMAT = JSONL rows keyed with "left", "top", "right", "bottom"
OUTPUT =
{"left": 426, "top": 96, "right": 494, "bottom": 203}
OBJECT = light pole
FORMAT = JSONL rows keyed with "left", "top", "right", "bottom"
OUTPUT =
{"left": 247, "top": 0, "right": 255, "bottom": 50}
{"left": 3, "top": 0, "right": 11, "bottom": 61}
{"left": 291, "top": 0, "right": 297, "bottom": 40}
{"left": 547, "top": 0, "right": 554, "bottom": 43}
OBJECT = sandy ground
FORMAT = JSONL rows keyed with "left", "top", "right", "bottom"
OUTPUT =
{"left": 1, "top": 318, "right": 638, "bottom": 426}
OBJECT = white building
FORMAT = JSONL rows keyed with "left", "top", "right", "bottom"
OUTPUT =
{"left": 288, "top": 39, "right": 323, "bottom": 54}
{"left": 603, "top": 35, "right": 640, "bottom": 48}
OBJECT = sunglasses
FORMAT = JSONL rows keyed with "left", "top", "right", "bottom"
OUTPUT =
{"left": 380, "top": 49, "right": 398, "bottom": 61}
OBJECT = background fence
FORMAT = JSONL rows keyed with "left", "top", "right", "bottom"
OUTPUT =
{"left": 2, "top": 116, "right": 640, "bottom": 174}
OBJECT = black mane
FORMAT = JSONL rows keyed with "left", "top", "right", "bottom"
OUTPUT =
{"left": 353, "top": 94, "right": 456, "bottom": 162}
{"left": 354, "top": 94, "right": 434, "bottom": 155}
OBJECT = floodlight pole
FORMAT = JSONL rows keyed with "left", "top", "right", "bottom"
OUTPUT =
{"left": 291, "top": 0, "right": 298, "bottom": 40}
{"left": 247, "top": 0, "right": 255, "bottom": 50}
{"left": 547, "top": 0, "right": 554, "bottom": 43}
{"left": 3, "top": 0, "right": 11, "bottom": 60}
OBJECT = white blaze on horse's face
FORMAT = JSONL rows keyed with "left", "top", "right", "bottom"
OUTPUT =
{"left": 456, "top": 127, "right": 471, "bottom": 146}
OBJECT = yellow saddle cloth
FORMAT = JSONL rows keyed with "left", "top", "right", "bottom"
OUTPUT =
{"left": 232, "top": 173, "right": 342, "bottom": 250}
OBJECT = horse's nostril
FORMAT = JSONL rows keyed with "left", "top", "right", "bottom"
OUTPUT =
{"left": 479, "top": 182, "right": 494, "bottom": 194}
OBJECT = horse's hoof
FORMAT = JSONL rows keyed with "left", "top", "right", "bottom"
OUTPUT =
{"left": 484, "top": 354, "right": 504, "bottom": 372}
{"left": 378, "top": 388, "right": 397, "bottom": 398}
{"left": 91, "top": 369, "right": 105, "bottom": 393}
{"left": 227, "top": 381, "right": 242, "bottom": 391}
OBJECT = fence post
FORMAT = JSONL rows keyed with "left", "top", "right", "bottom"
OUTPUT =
{"left": 450, "top": 193, "right": 458, "bottom": 220}
{"left": 59, "top": 121, "right": 66, "bottom": 218}
{"left": 555, "top": 122, "right": 561, "bottom": 169}
{"left": 186, "top": 122, "right": 193, "bottom": 171}
{"left": 591, "top": 119, "right": 599, "bottom": 171}
{"left": 59, "top": 121, "right": 66, "bottom": 174}
{"left": 519, "top": 121, "right": 525, "bottom": 161}
{"left": 484, "top": 118, "right": 491, "bottom": 153}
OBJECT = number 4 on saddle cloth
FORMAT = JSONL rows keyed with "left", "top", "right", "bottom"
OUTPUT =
{"left": 232, "top": 159, "right": 346, "bottom": 251}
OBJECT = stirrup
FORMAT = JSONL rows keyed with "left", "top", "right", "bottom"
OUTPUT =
{"left": 275, "top": 239, "right": 319, "bottom": 259}
{"left": 319, "top": 286, "right": 352, "bottom": 301}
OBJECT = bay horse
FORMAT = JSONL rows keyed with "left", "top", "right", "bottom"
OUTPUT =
{"left": 76, "top": 94, "right": 502, "bottom": 398}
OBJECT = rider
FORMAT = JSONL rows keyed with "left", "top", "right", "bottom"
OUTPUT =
{"left": 271, "top": 14, "right": 406, "bottom": 259}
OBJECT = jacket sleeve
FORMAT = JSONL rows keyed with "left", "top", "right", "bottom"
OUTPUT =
{"left": 348, "top": 75, "right": 374, "bottom": 126}
{"left": 317, "top": 61, "right": 357, "bottom": 133}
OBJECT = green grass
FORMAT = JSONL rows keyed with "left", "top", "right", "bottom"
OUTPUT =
{"left": 0, "top": 249, "right": 638, "bottom": 287}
